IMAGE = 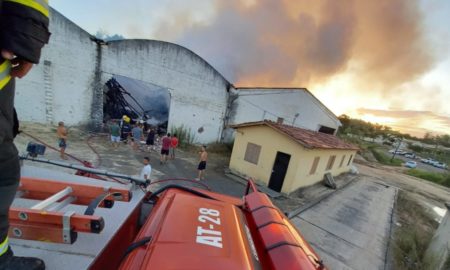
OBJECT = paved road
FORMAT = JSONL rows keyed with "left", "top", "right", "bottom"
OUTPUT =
{"left": 383, "top": 150, "right": 448, "bottom": 173}
{"left": 291, "top": 179, "right": 397, "bottom": 270}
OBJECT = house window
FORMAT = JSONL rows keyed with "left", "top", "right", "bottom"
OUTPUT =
{"left": 244, "top": 143, "right": 261, "bottom": 165}
{"left": 310, "top": 157, "right": 320, "bottom": 175}
{"left": 318, "top": 125, "right": 336, "bottom": 135}
{"left": 339, "top": 155, "right": 346, "bottom": 168}
{"left": 326, "top": 155, "right": 336, "bottom": 170}
{"left": 347, "top": 155, "right": 353, "bottom": 166}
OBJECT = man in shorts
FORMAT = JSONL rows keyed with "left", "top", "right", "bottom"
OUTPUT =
{"left": 109, "top": 120, "right": 120, "bottom": 148}
{"left": 160, "top": 133, "right": 171, "bottom": 165}
{"left": 196, "top": 145, "right": 208, "bottom": 180}
{"left": 57, "top": 121, "right": 68, "bottom": 160}
{"left": 131, "top": 124, "right": 143, "bottom": 151}
{"left": 146, "top": 128, "right": 155, "bottom": 151}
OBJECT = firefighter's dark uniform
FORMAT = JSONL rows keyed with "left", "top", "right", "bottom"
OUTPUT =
{"left": 0, "top": 0, "right": 50, "bottom": 269}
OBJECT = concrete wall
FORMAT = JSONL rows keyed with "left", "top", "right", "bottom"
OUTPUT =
{"left": 230, "top": 126, "right": 301, "bottom": 194}
{"left": 290, "top": 148, "right": 356, "bottom": 192}
{"left": 14, "top": 9, "right": 341, "bottom": 145}
{"left": 229, "top": 125, "right": 356, "bottom": 194}
{"left": 229, "top": 88, "right": 340, "bottom": 133}
{"left": 14, "top": 9, "right": 230, "bottom": 143}
{"left": 102, "top": 40, "right": 230, "bottom": 143}
{"left": 15, "top": 10, "right": 97, "bottom": 126}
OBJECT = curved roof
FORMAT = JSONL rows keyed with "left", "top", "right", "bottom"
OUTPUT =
{"left": 106, "top": 39, "right": 231, "bottom": 86}
{"left": 51, "top": 7, "right": 231, "bottom": 87}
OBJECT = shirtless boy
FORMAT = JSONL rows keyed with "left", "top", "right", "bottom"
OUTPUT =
{"left": 57, "top": 121, "right": 68, "bottom": 159}
{"left": 196, "top": 145, "right": 208, "bottom": 180}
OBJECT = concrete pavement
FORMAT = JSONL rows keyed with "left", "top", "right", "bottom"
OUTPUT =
{"left": 291, "top": 179, "right": 397, "bottom": 270}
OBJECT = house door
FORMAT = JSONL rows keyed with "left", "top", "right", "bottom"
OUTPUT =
{"left": 268, "top": 152, "right": 291, "bottom": 192}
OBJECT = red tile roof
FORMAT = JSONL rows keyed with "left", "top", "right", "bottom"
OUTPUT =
{"left": 231, "top": 120, "right": 359, "bottom": 151}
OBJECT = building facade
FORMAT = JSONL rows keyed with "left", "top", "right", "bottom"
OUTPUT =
{"left": 15, "top": 8, "right": 340, "bottom": 144}
{"left": 15, "top": 9, "right": 230, "bottom": 143}
{"left": 229, "top": 121, "right": 358, "bottom": 194}
{"left": 229, "top": 88, "right": 340, "bottom": 133}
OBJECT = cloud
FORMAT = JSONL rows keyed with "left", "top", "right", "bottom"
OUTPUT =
{"left": 355, "top": 108, "right": 450, "bottom": 136}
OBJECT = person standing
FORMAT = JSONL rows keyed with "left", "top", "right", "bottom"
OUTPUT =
{"left": 146, "top": 128, "right": 155, "bottom": 152}
{"left": 120, "top": 115, "right": 131, "bottom": 143}
{"left": 160, "top": 133, "right": 171, "bottom": 164}
{"left": 131, "top": 124, "right": 143, "bottom": 151}
{"left": 0, "top": 0, "right": 50, "bottom": 268}
{"left": 109, "top": 120, "right": 120, "bottom": 148}
{"left": 140, "top": 157, "right": 152, "bottom": 181}
{"left": 57, "top": 121, "right": 68, "bottom": 160}
{"left": 170, "top": 134, "right": 179, "bottom": 160}
{"left": 196, "top": 145, "right": 208, "bottom": 180}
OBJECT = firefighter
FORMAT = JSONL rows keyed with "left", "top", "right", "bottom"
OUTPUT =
{"left": 0, "top": 0, "right": 50, "bottom": 269}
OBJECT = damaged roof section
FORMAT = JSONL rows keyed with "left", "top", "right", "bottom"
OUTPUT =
{"left": 231, "top": 120, "right": 359, "bottom": 150}
{"left": 103, "top": 75, "right": 170, "bottom": 125}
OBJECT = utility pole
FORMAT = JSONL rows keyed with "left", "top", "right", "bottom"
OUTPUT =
{"left": 391, "top": 137, "right": 403, "bottom": 162}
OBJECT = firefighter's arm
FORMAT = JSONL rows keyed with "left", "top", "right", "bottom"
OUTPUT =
{"left": 0, "top": 0, "right": 51, "bottom": 64}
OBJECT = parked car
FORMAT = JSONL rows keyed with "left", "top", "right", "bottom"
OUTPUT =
{"left": 389, "top": 149, "right": 405, "bottom": 155}
{"left": 405, "top": 161, "right": 417, "bottom": 168}
{"left": 433, "top": 162, "right": 448, "bottom": 169}
{"left": 421, "top": 158, "right": 434, "bottom": 164}
{"left": 429, "top": 160, "right": 439, "bottom": 166}
{"left": 404, "top": 153, "right": 416, "bottom": 158}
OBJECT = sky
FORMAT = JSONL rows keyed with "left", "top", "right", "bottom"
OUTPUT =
{"left": 51, "top": 0, "right": 450, "bottom": 137}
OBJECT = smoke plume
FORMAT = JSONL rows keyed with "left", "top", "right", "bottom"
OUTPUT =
{"left": 170, "top": 0, "right": 432, "bottom": 89}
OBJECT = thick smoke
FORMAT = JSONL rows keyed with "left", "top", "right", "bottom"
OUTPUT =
{"left": 172, "top": 0, "right": 432, "bottom": 89}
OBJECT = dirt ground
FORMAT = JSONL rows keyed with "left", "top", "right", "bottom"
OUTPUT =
{"left": 354, "top": 159, "right": 450, "bottom": 217}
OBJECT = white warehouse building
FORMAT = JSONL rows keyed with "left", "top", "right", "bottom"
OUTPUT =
{"left": 15, "top": 8, "right": 340, "bottom": 143}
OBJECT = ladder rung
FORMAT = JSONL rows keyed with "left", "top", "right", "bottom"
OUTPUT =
{"left": 46, "top": 196, "right": 77, "bottom": 212}
{"left": 31, "top": 186, "right": 73, "bottom": 210}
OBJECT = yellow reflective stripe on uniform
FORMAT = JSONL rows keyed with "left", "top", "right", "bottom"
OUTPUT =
{"left": 4, "top": 0, "right": 49, "bottom": 17}
{"left": 0, "top": 237, "right": 9, "bottom": 256}
{"left": 0, "top": 60, "right": 12, "bottom": 90}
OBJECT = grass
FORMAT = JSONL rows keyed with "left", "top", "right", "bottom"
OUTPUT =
{"left": 205, "top": 142, "right": 233, "bottom": 155}
{"left": 392, "top": 191, "right": 439, "bottom": 270}
{"left": 370, "top": 147, "right": 403, "bottom": 166}
{"left": 169, "top": 125, "right": 196, "bottom": 147}
{"left": 168, "top": 125, "right": 233, "bottom": 156}
{"left": 406, "top": 169, "right": 450, "bottom": 188}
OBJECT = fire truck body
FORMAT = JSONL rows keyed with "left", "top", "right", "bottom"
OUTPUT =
{"left": 11, "top": 165, "right": 325, "bottom": 270}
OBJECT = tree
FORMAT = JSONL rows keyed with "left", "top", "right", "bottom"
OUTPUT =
{"left": 95, "top": 29, "right": 125, "bottom": 41}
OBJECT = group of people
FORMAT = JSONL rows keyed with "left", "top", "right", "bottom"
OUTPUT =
{"left": 139, "top": 144, "right": 208, "bottom": 183}
{"left": 108, "top": 119, "right": 179, "bottom": 159}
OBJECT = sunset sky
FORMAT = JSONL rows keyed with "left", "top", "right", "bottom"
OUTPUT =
{"left": 52, "top": 0, "right": 450, "bottom": 137}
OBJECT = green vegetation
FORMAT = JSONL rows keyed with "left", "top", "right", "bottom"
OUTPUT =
{"left": 204, "top": 142, "right": 233, "bottom": 155}
{"left": 339, "top": 114, "right": 450, "bottom": 148}
{"left": 169, "top": 125, "right": 196, "bottom": 147}
{"left": 393, "top": 191, "right": 439, "bottom": 270}
{"left": 338, "top": 114, "right": 450, "bottom": 165}
{"left": 370, "top": 147, "right": 403, "bottom": 166}
{"left": 407, "top": 143, "right": 424, "bottom": 153}
{"left": 338, "top": 114, "right": 401, "bottom": 140}
{"left": 406, "top": 169, "right": 450, "bottom": 188}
